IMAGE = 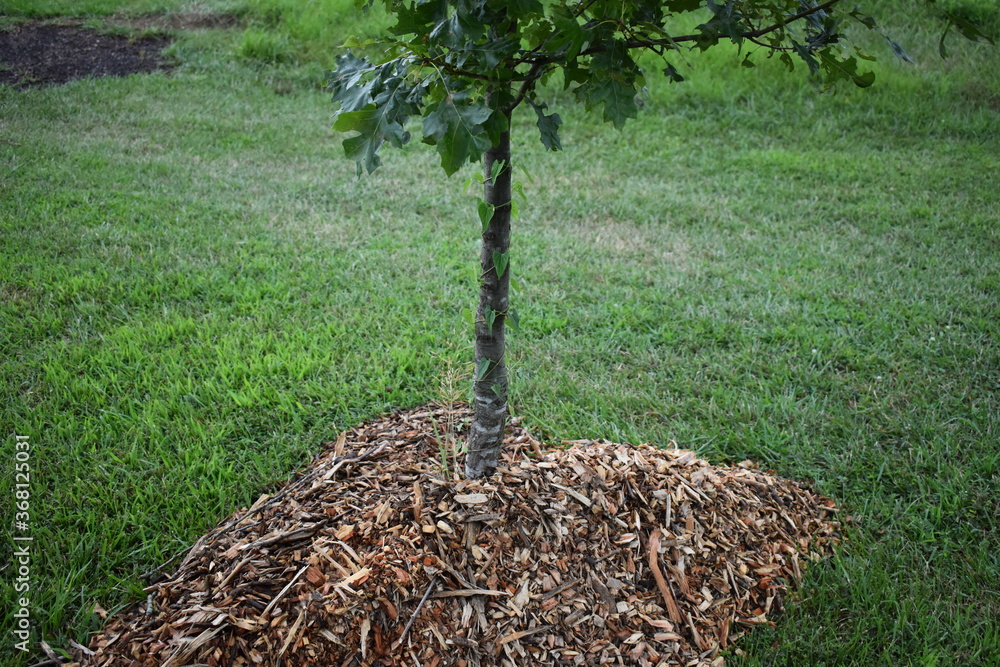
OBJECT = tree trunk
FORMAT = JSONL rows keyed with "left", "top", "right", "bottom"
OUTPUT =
{"left": 465, "top": 112, "right": 512, "bottom": 480}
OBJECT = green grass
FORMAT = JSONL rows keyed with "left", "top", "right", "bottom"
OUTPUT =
{"left": 0, "top": 0, "right": 246, "bottom": 17}
{"left": 1, "top": 1, "right": 998, "bottom": 666}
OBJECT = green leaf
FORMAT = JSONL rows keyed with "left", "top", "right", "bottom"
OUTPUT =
{"left": 517, "top": 161, "right": 535, "bottom": 185}
{"left": 510, "top": 273, "right": 522, "bottom": 293}
{"left": 848, "top": 10, "right": 877, "bottom": 31}
{"left": 854, "top": 45, "right": 877, "bottom": 62}
{"left": 490, "top": 383, "right": 504, "bottom": 398}
{"left": 741, "top": 55, "right": 755, "bottom": 69}
{"left": 391, "top": 0, "right": 447, "bottom": 37}
{"left": 939, "top": 22, "right": 952, "bottom": 59}
{"left": 492, "top": 251, "right": 509, "bottom": 279}
{"left": 885, "top": 37, "right": 913, "bottom": 63}
{"left": 422, "top": 93, "right": 494, "bottom": 176}
{"left": 817, "top": 51, "right": 875, "bottom": 88}
{"left": 698, "top": 0, "right": 744, "bottom": 44}
{"left": 550, "top": 11, "right": 589, "bottom": 61}
{"left": 481, "top": 108, "right": 509, "bottom": 146}
{"left": 462, "top": 175, "right": 476, "bottom": 195}
{"left": 478, "top": 201, "right": 494, "bottom": 233}
{"left": 340, "top": 35, "right": 378, "bottom": 49}
{"left": 475, "top": 358, "right": 491, "bottom": 382}
{"left": 523, "top": 18, "right": 554, "bottom": 50}
{"left": 527, "top": 99, "right": 562, "bottom": 151}
{"left": 485, "top": 308, "right": 497, "bottom": 335}
{"left": 332, "top": 108, "right": 371, "bottom": 133}
{"left": 488, "top": 0, "right": 542, "bottom": 19}
{"left": 432, "top": 5, "right": 487, "bottom": 48}
{"left": 583, "top": 77, "right": 638, "bottom": 129}
{"left": 490, "top": 159, "right": 506, "bottom": 185}
{"left": 510, "top": 199, "right": 520, "bottom": 220}
{"left": 461, "top": 308, "right": 475, "bottom": 326}
{"left": 847, "top": 8, "right": 878, "bottom": 30}
{"left": 513, "top": 180, "right": 527, "bottom": 202}
{"left": 334, "top": 105, "right": 410, "bottom": 175}
{"left": 663, "top": 63, "right": 686, "bottom": 82}
{"left": 946, "top": 12, "right": 995, "bottom": 45}
{"left": 508, "top": 308, "right": 520, "bottom": 333}
{"left": 327, "top": 53, "right": 376, "bottom": 113}
{"left": 793, "top": 43, "right": 820, "bottom": 76}
{"left": 327, "top": 58, "right": 422, "bottom": 175}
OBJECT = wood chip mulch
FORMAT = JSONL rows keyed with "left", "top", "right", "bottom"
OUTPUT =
{"left": 77, "top": 404, "right": 841, "bottom": 667}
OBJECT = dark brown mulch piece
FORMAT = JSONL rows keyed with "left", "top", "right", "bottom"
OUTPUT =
{"left": 0, "top": 23, "right": 171, "bottom": 87}
{"left": 76, "top": 404, "right": 842, "bottom": 667}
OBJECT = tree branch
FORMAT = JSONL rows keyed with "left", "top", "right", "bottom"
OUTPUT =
{"left": 573, "top": 0, "right": 601, "bottom": 19}
{"left": 392, "top": 575, "right": 438, "bottom": 649}
{"left": 520, "top": 0, "right": 843, "bottom": 64}
{"left": 745, "top": 35, "right": 795, "bottom": 51}
{"left": 406, "top": 0, "right": 843, "bottom": 85}
{"left": 747, "top": 0, "right": 841, "bottom": 40}
{"left": 627, "top": 0, "right": 842, "bottom": 48}
{"left": 506, "top": 62, "right": 551, "bottom": 113}
{"left": 423, "top": 57, "right": 494, "bottom": 82}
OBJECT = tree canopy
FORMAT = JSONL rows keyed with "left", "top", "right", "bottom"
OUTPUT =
{"left": 328, "top": 0, "right": 990, "bottom": 176}
{"left": 326, "top": 0, "right": 992, "bottom": 478}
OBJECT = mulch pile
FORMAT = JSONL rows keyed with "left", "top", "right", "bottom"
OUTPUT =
{"left": 76, "top": 404, "right": 841, "bottom": 667}
{"left": 0, "top": 23, "right": 170, "bottom": 87}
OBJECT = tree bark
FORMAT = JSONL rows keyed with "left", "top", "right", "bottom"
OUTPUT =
{"left": 465, "top": 111, "right": 512, "bottom": 480}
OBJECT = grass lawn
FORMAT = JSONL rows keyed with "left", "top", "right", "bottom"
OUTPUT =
{"left": 1, "top": 0, "right": 998, "bottom": 665}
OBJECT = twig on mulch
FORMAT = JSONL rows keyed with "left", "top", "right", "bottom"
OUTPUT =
{"left": 393, "top": 574, "right": 439, "bottom": 650}
{"left": 649, "top": 529, "right": 683, "bottom": 625}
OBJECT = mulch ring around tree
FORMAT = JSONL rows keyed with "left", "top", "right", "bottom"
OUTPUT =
{"left": 74, "top": 404, "right": 842, "bottom": 667}
{"left": 0, "top": 20, "right": 176, "bottom": 87}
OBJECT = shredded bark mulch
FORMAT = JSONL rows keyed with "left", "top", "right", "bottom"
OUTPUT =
{"left": 76, "top": 404, "right": 841, "bottom": 667}
{"left": 0, "top": 22, "right": 171, "bottom": 87}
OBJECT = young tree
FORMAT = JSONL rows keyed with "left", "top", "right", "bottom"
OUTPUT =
{"left": 326, "top": 0, "right": 990, "bottom": 479}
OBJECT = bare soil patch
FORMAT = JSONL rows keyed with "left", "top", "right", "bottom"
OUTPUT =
{"left": 76, "top": 404, "right": 840, "bottom": 667}
{"left": 0, "top": 21, "right": 170, "bottom": 87}
{"left": 0, "top": 14, "right": 241, "bottom": 87}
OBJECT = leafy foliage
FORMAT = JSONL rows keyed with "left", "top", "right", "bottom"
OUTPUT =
{"left": 327, "top": 0, "right": 991, "bottom": 174}
{"left": 421, "top": 91, "right": 496, "bottom": 175}
{"left": 492, "top": 250, "right": 509, "bottom": 279}
{"left": 328, "top": 55, "right": 423, "bottom": 173}
{"left": 324, "top": 0, "right": 993, "bottom": 480}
